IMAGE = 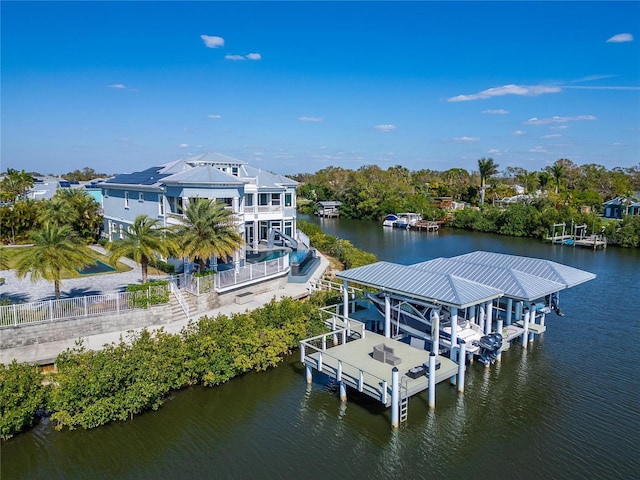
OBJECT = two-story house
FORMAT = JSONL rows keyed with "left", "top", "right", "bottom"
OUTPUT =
{"left": 102, "top": 152, "right": 298, "bottom": 271}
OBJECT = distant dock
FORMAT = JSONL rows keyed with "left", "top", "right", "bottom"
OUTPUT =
{"left": 545, "top": 223, "right": 606, "bottom": 249}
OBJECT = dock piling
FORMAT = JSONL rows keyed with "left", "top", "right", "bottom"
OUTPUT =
{"left": 391, "top": 368, "right": 399, "bottom": 428}
{"left": 428, "top": 353, "right": 436, "bottom": 409}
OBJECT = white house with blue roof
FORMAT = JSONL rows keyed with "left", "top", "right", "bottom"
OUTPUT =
{"left": 102, "top": 152, "right": 299, "bottom": 271}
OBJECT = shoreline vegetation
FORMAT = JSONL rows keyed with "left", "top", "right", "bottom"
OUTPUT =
{"left": 293, "top": 160, "right": 640, "bottom": 248}
{"left": 0, "top": 225, "right": 371, "bottom": 440}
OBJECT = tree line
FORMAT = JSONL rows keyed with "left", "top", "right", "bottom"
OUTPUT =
{"left": 292, "top": 158, "right": 640, "bottom": 221}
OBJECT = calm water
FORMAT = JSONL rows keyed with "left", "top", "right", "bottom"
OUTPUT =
{"left": 3, "top": 218, "right": 639, "bottom": 480}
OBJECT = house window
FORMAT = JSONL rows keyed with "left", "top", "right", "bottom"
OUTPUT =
{"left": 259, "top": 193, "right": 269, "bottom": 206}
{"left": 232, "top": 166, "right": 239, "bottom": 176}
{"left": 285, "top": 193, "right": 292, "bottom": 207}
{"left": 158, "top": 194, "right": 164, "bottom": 216}
{"left": 119, "top": 224, "right": 124, "bottom": 239}
{"left": 138, "top": 192, "right": 144, "bottom": 202}
{"left": 124, "top": 191, "right": 129, "bottom": 209}
{"left": 259, "top": 221, "right": 269, "bottom": 241}
{"left": 220, "top": 197, "right": 233, "bottom": 207}
{"left": 284, "top": 221, "right": 293, "bottom": 236}
{"left": 271, "top": 194, "right": 281, "bottom": 206}
{"left": 244, "top": 194, "right": 254, "bottom": 207}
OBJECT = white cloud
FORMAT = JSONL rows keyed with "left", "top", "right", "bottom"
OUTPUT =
{"left": 225, "top": 53, "right": 262, "bottom": 61}
{"left": 179, "top": 143, "right": 189, "bottom": 148}
{"left": 606, "top": 33, "right": 633, "bottom": 43}
{"left": 529, "top": 146, "right": 547, "bottom": 153}
{"left": 551, "top": 125, "right": 569, "bottom": 130}
{"left": 524, "top": 115, "right": 597, "bottom": 125}
{"left": 482, "top": 109, "right": 509, "bottom": 115}
{"left": 374, "top": 124, "right": 396, "bottom": 132}
{"left": 487, "top": 148, "right": 501, "bottom": 154}
{"left": 108, "top": 84, "right": 126, "bottom": 89}
{"left": 453, "top": 136, "right": 479, "bottom": 142}
{"left": 208, "top": 114, "right": 221, "bottom": 119}
{"left": 201, "top": 35, "right": 225, "bottom": 48}
{"left": 299, "top": 116, "right": 323, "bottom": 122}
{"left": 512, "top": 130, "right": 525, "bottom": 136}
{"left": 447, "top": 84, "right": 561, "bottom": 102}
{"left": 541, "top": 134, "right": 562, "bottom": 139}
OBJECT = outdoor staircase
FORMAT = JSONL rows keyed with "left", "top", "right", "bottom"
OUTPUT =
{"left": 168, "top": 290, "right": 197, "bottom": 322}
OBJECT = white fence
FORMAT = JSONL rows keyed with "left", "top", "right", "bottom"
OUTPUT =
{"left": 170, "top": 252, "right": 290, "bottom": 295}
{"left": 0, "top": 285, "right": 169, "bottom": 328}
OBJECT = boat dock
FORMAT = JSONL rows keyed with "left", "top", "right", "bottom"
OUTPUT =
{"left": 412, "top": 220, "right": 440, "bottom": 232}
{"left": 545, "top": 222, "right": 607, "bottom": 249}
{"left": 302, "top": 252, "right": 596, "bottom": 429}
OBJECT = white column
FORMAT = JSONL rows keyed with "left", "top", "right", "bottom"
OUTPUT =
{"left": 384, "top": 294, "right": 391, "bottom": 339}
{"left": 428, "top": 353, "right": 437, "bottom": 409}
{"left": 485, "top": 300, "right": 493, "bottom": 335}
{"left": 479, "top": 304, "right": 485, "bottom": 333}
{"left": 515, "top": 301, "right": 523, "bottom": 322}
{"left": 521, "top": 308, "right": 530, "bottom": 347}
{"left": 506, "top": 298, "right": 513, "bottom": 326}
{"left": 342, "top": 280, "right": 349, "bottom": 319}
{"left": 431, "top": 309, "right": 440, "bottom": 354}
{"left": 450, "top": 307, "right": 458, "bottom": 359}
{"left": 391, "top": 368, "right": 400, "bottom": 428}
{"left": 457, "top": 341, "right": 466, "bottom": 393}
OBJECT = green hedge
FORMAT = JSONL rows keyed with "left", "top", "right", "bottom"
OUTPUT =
{"left": 126, "top": 280, "right": 169, "bottom": 308}
{"left": 0, "top": 295, "right": 329, "bottom": 436}
{"left": 297, "top": 219, "right": 377, "bottom": 269}
{"left": 0, "top": 361, "right": 49, "bottom": 440}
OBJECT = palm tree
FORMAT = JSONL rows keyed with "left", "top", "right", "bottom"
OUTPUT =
{"left": 107, "top": 215, "right": 176, "bottom": 283}
{"left": 13, "top": 223, "right": 96, "bottom": 299}
{"left": 550, "top": 163, "right": 565, "bottom": 194}
{"left": 538, "top": 171, "right": 551, "bottom": 193}
{"left": 173, "top": 198, "right": 244, "bottom": 272}
{"left": 620, "top": 190, "right": 638, "bottom": 217}
{"left": 0, "top": 168, "right": 34, "bottom": 203}
{"left": 477, "top": 158, "right": 499, "bottom": 206}
{"left": 53, "top": 189, "right": 103, "bottom": 240}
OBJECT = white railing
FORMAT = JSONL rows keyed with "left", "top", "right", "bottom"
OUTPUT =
{"left": 168, "top": 253, "right": 290, "bottom": 295}
{"left": 300, "top": 324, "right": 387, "bottom": 403}
{"left": 296, "top": 229, "right": 310, "bottom": 249}
{"left": 169, "top": 281, "right": 189, "bottom": 319}
{"left": 0, "top": 285, "right": 169, "bottom": 328}
{"left": 215, "top": 253, "right": 290, "bottom": 292}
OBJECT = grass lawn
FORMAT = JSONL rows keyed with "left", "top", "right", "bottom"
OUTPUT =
{"left": 1, "top": 245, "right": 133, "bottom": 279}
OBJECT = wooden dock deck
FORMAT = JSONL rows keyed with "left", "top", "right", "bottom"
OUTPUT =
{"left": 302, "top": 331, "right": 458, "bottom": 407}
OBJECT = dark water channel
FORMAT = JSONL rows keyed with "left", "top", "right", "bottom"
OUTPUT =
{"left": 3, "top": 217, "right": 639, "bottom": 479}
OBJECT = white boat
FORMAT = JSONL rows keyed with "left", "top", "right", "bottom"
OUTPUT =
{"left": 367, "top": 292, "right": 483, "bottom": 354}
{"left": 382, "top": 212, "right": 422, "bottom": 228}
{"left": 382, "top": 214, "right": 399, "bottom": 227}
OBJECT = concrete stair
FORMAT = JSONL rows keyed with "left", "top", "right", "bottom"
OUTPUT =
{"left": 168, "top": 290, "right": 198, "bottom": 322}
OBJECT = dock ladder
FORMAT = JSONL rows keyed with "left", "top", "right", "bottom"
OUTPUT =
{"left": 399, "top": 376, "right": 409, "bottom": 423}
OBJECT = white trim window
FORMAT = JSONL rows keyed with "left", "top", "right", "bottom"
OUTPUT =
{"left": 124, "top": 191, "right": 129, "bottom": 209}
{"left": 138, "top": 192, "right": 144, "bottom": 202}
{"left": 158, "top": 194, "right": 164, "bottom": 216}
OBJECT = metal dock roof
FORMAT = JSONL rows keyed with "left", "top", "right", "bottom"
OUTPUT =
{"left": 447, "top": 251, "right": 596, "bottom": 288}
{"left": 335, "top": 261, "right": 503, "bottom": 309}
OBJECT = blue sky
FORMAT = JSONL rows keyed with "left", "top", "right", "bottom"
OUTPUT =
{"left": 2, "top": 1, "right": 639, "bottom": 176}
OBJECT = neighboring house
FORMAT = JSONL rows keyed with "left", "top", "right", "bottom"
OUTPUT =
{"left": 315, "top": 201, "right": 341, "bottom": 217}
{"left": 603, "top": 196, "right": 640, "bottom": 219}
{"left": 102, "top": 152, "right": 298, "bottom": 270}
{"left": 27, "top": 176, "right": 106, "bottom": 204}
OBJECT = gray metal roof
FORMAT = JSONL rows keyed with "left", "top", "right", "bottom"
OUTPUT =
{"left": 450, "top": 251, "right": 596, "bottom": 288}
{"left": 241, "top": 165, "right": 298, "bottom": 188}
{"left": 336, "top": 261, "right": 503, "bottom": 309}
{"left": 162, "top": 165, "right": 246, "bottom": 185}
{"left": 412, "top": 257, "right": 567, "bottom": 301}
